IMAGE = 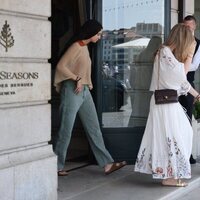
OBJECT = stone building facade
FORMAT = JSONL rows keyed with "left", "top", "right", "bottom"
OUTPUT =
{"left": 0, "top": 0, "right": 196, "bottom": 199}
{"left": 0, "top": 0, "right": 57, "bottom": 199}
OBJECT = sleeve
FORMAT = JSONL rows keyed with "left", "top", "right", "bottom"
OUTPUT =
{"left": 189, "top": 46, "right": 200, "bottom": 71}
{"left": 160, "top": 47, "right": 182, "bottom": 69}
{"left": 152, "top": 47, "right": 191, "bottom": 95}
{"left": 56, "top": 44, "right": 80, "bottom": 80}
{"left": 179, "top": 81, "right": 191, "bottom": 96}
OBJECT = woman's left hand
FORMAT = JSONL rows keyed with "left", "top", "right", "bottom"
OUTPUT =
{"left": 75, "top": 81, "right": 83, "bottom": 94}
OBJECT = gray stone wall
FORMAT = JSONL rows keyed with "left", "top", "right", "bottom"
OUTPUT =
{"left": 0, "top": 1, "right": 57, "bottom": 199}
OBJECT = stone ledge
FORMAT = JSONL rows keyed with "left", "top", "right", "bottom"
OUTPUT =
{"left": 0, "top": 144, "right": 55, "bottom": 169}
{"left": 0, "top": 155, "right": 57, "bottom": 200}
{"left": 0, "top": 0, "right": 51, "bottom": 17}
{"left": 0, "top": 104, "right": 51, "bottom": 151}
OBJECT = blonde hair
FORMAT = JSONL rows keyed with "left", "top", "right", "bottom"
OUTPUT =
{"left": 164, "top": 23, "right": 194, "bottom": 62}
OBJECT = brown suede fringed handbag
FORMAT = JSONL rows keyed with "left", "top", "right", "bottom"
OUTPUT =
{"left": 154, "top": 51, "right": 178, "bottom": 104}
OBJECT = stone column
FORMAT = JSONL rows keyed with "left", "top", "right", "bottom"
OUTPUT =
{"left": 0, "top": 1, "right": 57, "bottom": 200}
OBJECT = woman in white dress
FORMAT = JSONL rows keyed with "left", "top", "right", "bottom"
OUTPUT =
{"left": 134, "top": 23, "right": 200, "bottom": 187}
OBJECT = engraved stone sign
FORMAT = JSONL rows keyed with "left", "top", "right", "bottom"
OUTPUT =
{"left": 0, "top": 20, "right": 15, "bottom": 52}
{"left": 0, "top": 15, "right": 51, "bottom": 58}
{"left": 0, "top": 63, "right": 51, "bottom": 104}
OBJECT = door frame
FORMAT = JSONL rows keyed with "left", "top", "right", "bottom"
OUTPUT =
{"left": 92, "top": 0, "right": 171, "bottom": 163}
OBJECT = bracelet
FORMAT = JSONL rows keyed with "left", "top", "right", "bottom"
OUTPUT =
{"left": 76, "top": 76, "right": 81, "bottom": 82}
{"left": 195, "top": 94, "right": 200, "bottom": 100}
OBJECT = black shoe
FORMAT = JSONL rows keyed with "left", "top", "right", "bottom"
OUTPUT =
{"left": 190, "top": 155, "right": 196, "bottom": 164}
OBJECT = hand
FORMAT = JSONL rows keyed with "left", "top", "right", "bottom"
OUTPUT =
{"left": 75, "top": 80, "right": 83, "bottom": 94}
{"left": 194, "top": 94, "right": 200, "bottom": 103}
{"left": 196, "top": 95, "right": 200, "bottom": 102}
{"left": 88, "top": 85, "right": 93, "bottom": 90}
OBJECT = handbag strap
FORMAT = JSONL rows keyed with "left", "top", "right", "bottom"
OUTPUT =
{"left": 157, "top": 50, "right": 160, "bottom": 90}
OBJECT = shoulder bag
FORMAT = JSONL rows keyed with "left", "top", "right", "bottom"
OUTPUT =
{"left": 154, "top": 51, "right": 178, "bottom": 104}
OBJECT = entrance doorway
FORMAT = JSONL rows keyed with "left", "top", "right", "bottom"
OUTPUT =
{"left": 50, "top": 0, "right": 92, "bottom": 171}
{"left": 50, "top": 0, "right": 168, "bottom": 167}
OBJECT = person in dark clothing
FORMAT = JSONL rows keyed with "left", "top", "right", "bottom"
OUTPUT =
{"left": 179, "top": 15, "right": 200, "bottom": 164}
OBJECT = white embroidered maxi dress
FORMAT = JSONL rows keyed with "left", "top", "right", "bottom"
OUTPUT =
{"left": 134, "top": 46, "right": 193, "bottom": 179}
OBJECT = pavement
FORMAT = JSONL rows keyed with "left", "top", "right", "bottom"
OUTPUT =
{"left": 58, "top": 161, "right": 200, "bottom": 200}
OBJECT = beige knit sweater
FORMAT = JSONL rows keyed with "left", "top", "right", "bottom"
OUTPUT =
{"left": 54, "top": 42, "right": 93, "bottom": 93}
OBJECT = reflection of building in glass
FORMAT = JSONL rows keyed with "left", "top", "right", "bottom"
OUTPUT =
{"left": 102, "top": 28, "right": 137, "bottom": 65}
{"left": 102, "top": 23, "right": 163, "bottom": 122}
{"left": 136, "top": 22, "right": 163, "bottom": 38}
{"left": 128, "top": 36, "right": 162, "bottom": 127}
{"left": 102, "top": 22, "right": 163, "bottom": 67}
{"left": 102, "top": 22, "right": 163, "bottom": 126}
{"left": 112, "top": 38, "right": 151, "bottom": 66}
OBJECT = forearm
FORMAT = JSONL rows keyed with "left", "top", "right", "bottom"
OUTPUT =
{"left": 188, "top": 86, "right": 199, "bottom": 98}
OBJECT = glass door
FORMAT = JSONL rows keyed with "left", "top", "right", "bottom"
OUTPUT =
{"left": 101, "top": 0, "right": 165, "bottom": 128}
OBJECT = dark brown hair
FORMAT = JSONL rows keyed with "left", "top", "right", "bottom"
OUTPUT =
{"left": 184, "top": 15, "right": 196, "bottom": 22}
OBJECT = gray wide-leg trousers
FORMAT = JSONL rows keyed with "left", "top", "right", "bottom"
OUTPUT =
{"left": 54, "top": 80, "right": 114, "bottom": 170}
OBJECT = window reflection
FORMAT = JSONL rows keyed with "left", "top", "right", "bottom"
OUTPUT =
{"left": 102, "top": 0, "right": 164, "bottom": 128}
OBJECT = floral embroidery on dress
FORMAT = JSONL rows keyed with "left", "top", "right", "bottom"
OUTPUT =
{"left": 166, "top": 137, "right": 191, "bottom": 178}
{"left": 161, "top": 52, "right": 175, "bottom": 69}
{"left": 135, "top": 137, "right": 191, "bottom": 179}
{"left": 148, "top": 154, "right": 152, "bottom": 169}
{"left": 135, "top": 148, "right": 146, "bottom": 169}
{"left": 173, "top": 138, "right": 191, "bottom": 178}
{"left": 155, "top": 167, "right": 163, "bottom": 174}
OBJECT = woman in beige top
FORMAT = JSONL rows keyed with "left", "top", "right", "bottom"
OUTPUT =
{"left": 53, "top": 19, "right": 126, "bottom": 176}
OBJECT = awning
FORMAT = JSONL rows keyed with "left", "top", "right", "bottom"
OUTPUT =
{"left": 112, "top": 38, "right": 150, "bottom": 48}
